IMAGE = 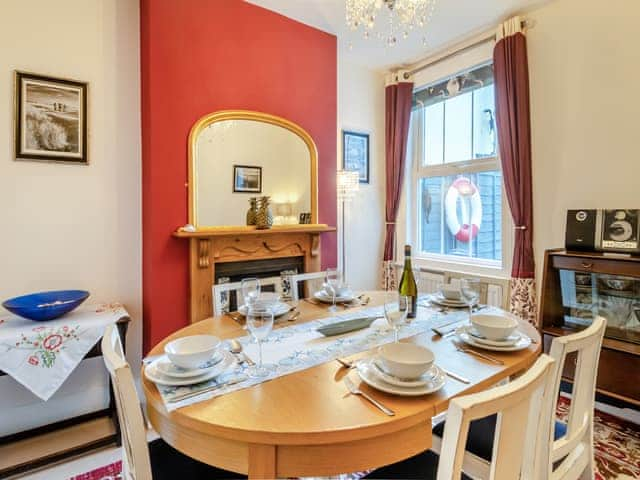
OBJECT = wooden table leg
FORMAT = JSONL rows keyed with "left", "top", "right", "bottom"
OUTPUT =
{"left": 248, "top": 443, "right": 276, "bottom": 479}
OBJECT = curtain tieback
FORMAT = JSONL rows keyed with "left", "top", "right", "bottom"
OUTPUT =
{"left": 514, "top": 225, "right": 527, "bottom": 230}
{"left": 385, "top": 222, "right": 396, "bottom": 225}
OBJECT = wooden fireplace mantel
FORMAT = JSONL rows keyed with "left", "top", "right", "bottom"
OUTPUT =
{"left": 174, "top": 224, "right": 336, "bottom": 323}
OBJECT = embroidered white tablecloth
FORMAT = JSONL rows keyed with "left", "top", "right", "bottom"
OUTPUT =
{"left": 0, "top": 303, "right": 128, "bottom": 400}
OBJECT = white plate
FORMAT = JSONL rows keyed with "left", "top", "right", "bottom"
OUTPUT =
{"left": 314, "top": 290, "right": 355, "bottom": 303}
{"left": 155, "top": 351, "right": 224, "bottom": 378}
{"left": 430, "top": 294, "right": 476, "bottom": 308}
{"left": 238, "top": 302, "right": 291, "bottom": 317}
{"left": 466, "top": 327, "right": 522, "bottom": 347}
{"left": 144, "top": 351, "right": 236, "bottom": 386}
{"left": 371, "top": 360, "right": 437, "bottom": 388}
{"left": 456, "top": 325, "right": 532, "bottom": 352}
{"left": 356, "top": 359, "right": 446, "bottom": 396}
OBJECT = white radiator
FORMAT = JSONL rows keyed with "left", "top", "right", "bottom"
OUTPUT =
{"left": 418, "top": 271, "right": 444, "bottom": 294}
{"left": 486, "top": 284, "right": 504, "bottom": 308}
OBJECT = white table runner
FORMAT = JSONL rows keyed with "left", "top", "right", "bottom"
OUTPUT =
{"left": 0, "top": 303, "right": 128, "bottom": 400}
{"left": 156, "top": 304, "right": 465, "bottom": 411}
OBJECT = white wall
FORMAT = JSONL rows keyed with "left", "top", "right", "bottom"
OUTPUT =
{"left": 338, "top": 57, "right": 386, "bottom": 290}
{"left": 0, "top": 0, "right": 141, "bottom": 432}
{"left": 527, "top": 0, "right": 640, "bottom": 280}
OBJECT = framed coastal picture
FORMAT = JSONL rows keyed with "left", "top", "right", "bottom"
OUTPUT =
{"left": 14, "top": 71, "right": 88, "bottom": 164}
{"left": 233, "top": 165, "right": 262, "bottom": 193}
{"left": 342, "top": 130, "right": 369, "bottom": 184}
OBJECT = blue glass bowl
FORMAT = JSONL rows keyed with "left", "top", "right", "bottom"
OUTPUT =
{"left": 2, "top": 290, "right": 90, "bottom": 321}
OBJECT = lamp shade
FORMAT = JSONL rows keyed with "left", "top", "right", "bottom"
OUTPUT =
{"left": 337, "top": 170, "right": 360, "bottom": 200}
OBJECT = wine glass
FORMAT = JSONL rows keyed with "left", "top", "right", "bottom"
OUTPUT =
{"left": 241, "top": 277, "right": 261, "bottom": 308}
{"left": 384, "top": 291, "right": 409, "bottom": 342}
{"left": 325, "top": 268, "right": 341, "bottom": 313}
{"left": 245, "top": 306, "right": 275, "bottom": 377}
{"left": 461, "top": 278, "right": 481, "bottom": 322}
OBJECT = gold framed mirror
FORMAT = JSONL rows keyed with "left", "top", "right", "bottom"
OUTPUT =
{"left": 188, "top": 110, "right": 318, "bottom": 230}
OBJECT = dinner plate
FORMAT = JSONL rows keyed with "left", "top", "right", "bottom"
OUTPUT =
{"left": 314, "top": 290, "right": 355, "bottom": 303}
{"left": 371, "top": 360, "right": 438, "bottom": 388}
{"left": 238, "top": 302, "right": 291, "bottom": 317}
{"left": 467, "top": 327, "right": 522, "bottom": 347}
{"left": 456, "top": 325, "right": 532, "bottom": 352}
{"left": 155, "top": 351, "right": 224, "bottom": 378}
{"left": 144, "top": 351, "right": 236, "bottom": 386}
{"left": 356, "top": 359, "right": 446, "bottom": 396}
{"left": 430, "top": 294, "right": 476, "bottom": 308}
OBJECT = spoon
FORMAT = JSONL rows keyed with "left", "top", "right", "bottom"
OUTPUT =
{"left": 229, "top": 339, "right": 255, "bottom": 366}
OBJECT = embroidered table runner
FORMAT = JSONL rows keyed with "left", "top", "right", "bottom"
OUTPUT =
{"left": 157, "top": 303, "right": 465, "bottom": 411}
{"left": 0, "top": 303, "right": 128, "bottom": 400}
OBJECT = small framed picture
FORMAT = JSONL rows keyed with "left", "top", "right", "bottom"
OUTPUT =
{"left": 233, "top": 165, "right": 262, "bottom": 193}
{"left": 14, "top": 71, "right": 88, "bottom": 164}
{"left": 342, "top": 130, "right": 369, "bottom": 184}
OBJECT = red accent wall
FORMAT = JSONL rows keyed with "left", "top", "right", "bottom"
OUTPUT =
{"left": 141, "top": 0, "right": 337, "bottom": 351}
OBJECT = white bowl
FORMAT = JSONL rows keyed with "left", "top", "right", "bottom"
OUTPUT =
{"left": 378, "top": 343, "right": 434, "bottom": 380}
{"left": 441, "top": 285, "right": 462, "bottom": 301}
{"left": 247, "top": 292, "right": 280, "bottom": 308}
{"left": 164, "top": 335, "right": 221, "bottom": 369}
{"left": 322, "top": 282, "right": 350, "bottom": 297}
{"left": 471, "top": 313, "right": 518, "bottom": 341}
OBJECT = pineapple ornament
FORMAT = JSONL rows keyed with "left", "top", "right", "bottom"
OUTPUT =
{"left": 246, "top": 197, "right": 258, "bottom": 226}
{"left": 255, "top": 196, "right": 274, "bottom": 229}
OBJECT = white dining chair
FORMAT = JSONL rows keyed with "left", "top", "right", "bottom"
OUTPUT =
{"left": 429, "top": 316, "right": 606, "bottom": 480}
{"left": 367, "top": 354, "right": 556, "bottom": 480}
{"left": 286, "top": 271, "right": 326, "bottom": 301}
{"left": 101, "top": 325, "right": 241, "bottom": 480}
{"left": 212, "top": 276, "right": 283, "bottom": 315}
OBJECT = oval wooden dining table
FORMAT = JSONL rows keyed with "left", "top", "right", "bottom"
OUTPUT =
{"left": 143, "top": 291, "right": 541, "bottom": 479}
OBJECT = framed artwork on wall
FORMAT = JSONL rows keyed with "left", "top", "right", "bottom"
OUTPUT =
{"left": 342, "top": 130, "right": 369, "bottom": 184}
{"left": 14, "top": 71, "right": 88, "bottom": 164}
{"left": 233, "top": 165, "right": 262, "bottom": 193}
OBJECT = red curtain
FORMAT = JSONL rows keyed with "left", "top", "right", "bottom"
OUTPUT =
{"left": 383, "top": 82, "right": 414, "bottom": 262}
{"left": 494, "top": 32, "right": 534, "bottom": 279}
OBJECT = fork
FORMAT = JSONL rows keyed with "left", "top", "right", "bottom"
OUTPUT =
{"left": 454, "top": 344, "right": 504, "bottom": 365}
{"left": 343, "top": 377, "right": 395, "bottom": 416}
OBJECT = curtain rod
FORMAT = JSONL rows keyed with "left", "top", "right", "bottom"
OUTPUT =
{"left": 403, "top": 19, "right": 530, "bottom": 80}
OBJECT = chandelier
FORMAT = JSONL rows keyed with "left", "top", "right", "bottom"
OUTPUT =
{"left": 345, "top": 0, "right": 437, "bottom": 47}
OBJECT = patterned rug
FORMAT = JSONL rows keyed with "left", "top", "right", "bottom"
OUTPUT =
{"left": 71, "top": 399, "right": 639, "bottom": 480}
{"left": 556, "top": 396, "right": 639, "bottom": 480}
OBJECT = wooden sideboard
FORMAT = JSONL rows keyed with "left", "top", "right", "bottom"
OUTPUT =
{"left": 539, "top": 248, "right": 640, "bottom": 405}
{"left": 174, "top": 224, "right": 335, "bottom": 323}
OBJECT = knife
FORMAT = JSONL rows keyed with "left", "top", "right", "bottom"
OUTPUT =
{"left": 169, "top": 377, "right": 246, "bottom": 403}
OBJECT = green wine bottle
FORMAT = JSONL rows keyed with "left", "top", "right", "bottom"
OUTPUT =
{"left": 399, "top": 245, "right": 418, "bottom": 318}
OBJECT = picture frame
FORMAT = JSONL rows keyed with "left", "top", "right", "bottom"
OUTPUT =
{"left": 14, "top": 71, "right": 88, "bottom": 164}
{"left": 233, "top": 165, "right": 262, "bottom": 193}
{"left": 342, "top": 130, "right": 369, "bottom": 184}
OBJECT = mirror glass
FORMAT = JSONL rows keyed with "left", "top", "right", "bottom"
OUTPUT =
{"left": 192, "top": 115, "right": 315, "bottom": 228}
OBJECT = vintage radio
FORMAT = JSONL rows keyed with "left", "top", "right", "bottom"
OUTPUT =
{"left": 565, "top": 209, "right": 640, "bottom": 254}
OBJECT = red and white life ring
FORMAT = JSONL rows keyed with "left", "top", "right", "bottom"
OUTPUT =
{"left": 445, "top": 177, "right": 482, "bottom": 243}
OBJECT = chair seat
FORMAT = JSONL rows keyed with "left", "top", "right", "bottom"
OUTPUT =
{"left": 432, "top": 415, "right": 568, "bottom": 462}
{"left": 365, "top": 450, "right": 472, "bottom": 479}
{"left": 149, "top": 439, "right": 245, "bottom": 479}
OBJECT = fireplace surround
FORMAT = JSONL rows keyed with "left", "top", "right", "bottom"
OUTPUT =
{"left": 174, "top": 224, "right": 335, "bottom": 323}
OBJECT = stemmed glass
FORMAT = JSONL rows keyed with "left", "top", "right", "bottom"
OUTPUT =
{"left": 245, "top": 306, "right": 275, "bottom": 377}
{"left": 461, "top": 278, "right": 481, "bottom": 322}
{"left": 241, "top": 277, "right": 261, "bottom": 308}
{"left": 325, "top": 268, "right": 341, "bottom": 313}
{"left": 384, "top": 291, "right": 409, "bottom": 342}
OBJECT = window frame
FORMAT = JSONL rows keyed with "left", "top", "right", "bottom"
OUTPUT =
{"left": 407, "top": 66, "right": 513, "bottom": 277}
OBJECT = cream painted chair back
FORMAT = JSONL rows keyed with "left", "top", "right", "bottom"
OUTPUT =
{"left": 212, "top": 276, "right": 283, "bottom": 316}
{"left": 437, "top": 354, "right": 556, "bottom": 480}
{"left": 102, "top": 325, "right": 152, "bottom": 480}
{"left": 537, "top": 316, "right": 606, "bottom": 480}
{"left": 286, "top": 271, "right": 326, "bottom": 301}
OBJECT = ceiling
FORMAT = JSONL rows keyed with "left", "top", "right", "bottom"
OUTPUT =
{"left": 246, "top": 0, "right": 551, "bottom": 71}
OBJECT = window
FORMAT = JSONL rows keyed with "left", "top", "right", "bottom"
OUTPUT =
{"left": 410, "top": 62, "right": 504, "bottom": 267}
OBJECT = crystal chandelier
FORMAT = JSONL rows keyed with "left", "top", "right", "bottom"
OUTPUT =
{"left": 346, "top": 0, "right": 437, "bottom": 47}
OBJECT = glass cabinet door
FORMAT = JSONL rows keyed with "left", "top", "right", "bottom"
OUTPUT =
{"left": 559, "top": 269, "right": 640, "bottom": 344}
